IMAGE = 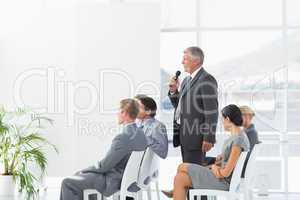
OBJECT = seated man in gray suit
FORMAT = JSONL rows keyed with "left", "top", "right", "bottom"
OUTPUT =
{"left": 239, "top": 105, "right": 260, "bottom": 149}
{"left": 135, "top": 95, "right": 169, "bottom": 159}
{"left": 240, "top": 105, "right": 260, "bottom": 177}
{"left": 60, "top": 98, "right": 148, "bottom": 200}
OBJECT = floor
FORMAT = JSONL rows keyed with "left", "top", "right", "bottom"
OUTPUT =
{"left": 1, "top": 173, "right": 299, "bottom": 200}
{"left": 1, "top": 186, "right": 300, "bottom": 200}
{"left": 1, "top": 147, "right": 299, "bottom": 200}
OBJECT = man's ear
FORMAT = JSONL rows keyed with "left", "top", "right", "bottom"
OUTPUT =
{"left": 193, "top": 59, "right": 201, "bottom": 66}
{"left": 145, "top": 110, "right": 152, "bottom": 116}
{"left": 122, "top": 110, "right": 128, "bottom": 118}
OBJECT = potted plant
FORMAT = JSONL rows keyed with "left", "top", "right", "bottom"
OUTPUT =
{"left": 0, "top": 106, "right": 58, "bottom": 199}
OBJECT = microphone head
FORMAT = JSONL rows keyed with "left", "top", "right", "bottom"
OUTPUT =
{"left": 175, "top": 70, "right": 181, "bottom": 77}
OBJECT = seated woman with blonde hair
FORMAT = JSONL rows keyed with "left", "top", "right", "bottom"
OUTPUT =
{"left": 173, "top": 104, "right": 250, "bottom": 200}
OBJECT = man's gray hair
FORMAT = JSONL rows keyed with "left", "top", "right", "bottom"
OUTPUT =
{"left": 186, "top": 46, "right": 204, "bottom": 64}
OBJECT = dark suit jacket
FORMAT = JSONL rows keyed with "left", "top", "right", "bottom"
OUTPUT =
{"left": 168, "top": 67, "right": 218, "bottom": 151}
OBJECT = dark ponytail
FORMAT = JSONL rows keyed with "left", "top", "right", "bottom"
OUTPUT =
{"left": 221, "top": 104, "right": 243, "bottom": 126}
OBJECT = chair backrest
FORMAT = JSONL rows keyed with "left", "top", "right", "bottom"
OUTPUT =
{"left": 149, "top": 149, "right": 160, "bottom": 181}
{"left": 137, "top": 148, "right": 160, "bottom": 189}
{"left": 229, "top": 151, "right": 248, "bottom": 192}
{"left": 243, "top": 143, "right": 261, "bottom": 188}
{"left": 120, "top": 151, "right": 145, "bottom": 195}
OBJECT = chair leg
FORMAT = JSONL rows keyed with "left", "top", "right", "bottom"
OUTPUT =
{"left": 98, "top": 193, "right": 103, "bottom": 200}
{"left": 227, "top": 195, "right": 238, "bottom": 200}
{"left": 84, "top": 190, "right": 101, "bottom": 200}
{"left": 147, "top": 187, "right": 152, "bottom": 200}
{"left": 155, "top": 181, "right": 160, "bottom": 200}
{"left": 189, "top": 193, "right": 194, "bottom": 200}
{"left": 137, "top": 190, "right": 143, "bottom": 200}
{"left": 113, "top": 193, "right": 119, "bottom": 200}
{"left": 208, "top": 196, "right": 217, "bottom": 200}
{"left": 84, "top": 192, "right": 89, "bottom": 200}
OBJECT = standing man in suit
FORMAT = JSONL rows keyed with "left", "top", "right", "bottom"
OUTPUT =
{"left": 162, "top": 47, "right": 219, "bottom": 199}
{"left": 135, "top": 94, "right": 169, "bottom": 159}
{"left": 60, "top": 99, "right": 148, "bottom": 200}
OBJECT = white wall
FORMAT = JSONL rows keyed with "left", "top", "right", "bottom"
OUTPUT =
{"left": 0, "top": 1, "right": 160, "bottom": 175}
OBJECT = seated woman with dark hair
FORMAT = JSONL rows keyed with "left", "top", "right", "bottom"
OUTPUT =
{"left": 172, "top": 104, "right": 250, "bottom": 200}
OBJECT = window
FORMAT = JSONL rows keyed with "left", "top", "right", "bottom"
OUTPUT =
{"left": 159, "top": 0, "right": 300, "bottom": 193}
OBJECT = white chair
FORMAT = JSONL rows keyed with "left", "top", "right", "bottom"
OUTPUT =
{"left": 189, "top": 151, "right": 248, "bottom": 200}
{"left": 241, "top": 143, "right": 261, "bottom": 200}
{"left": 137, "top": 148, "right": 161, "bottom": 200}
{"left": 83, "top": 151, "right": 146, "bottom": 200}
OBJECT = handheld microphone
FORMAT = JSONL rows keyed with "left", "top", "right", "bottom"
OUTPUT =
{"left": 174, "top": 70, "right": 181, "bottom": 81}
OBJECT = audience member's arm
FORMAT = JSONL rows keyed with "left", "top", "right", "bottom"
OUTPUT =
{"left": 147, "top": 123, "right": 169, "bottom": 159}
{"left": 168, "top": 90, "right": 179, "bottom": 108}
{"left": 168, "top": 77, "right": 180, "bottom": 108}
{"left": 211, "top": 145, "right": 242, "bottom": 178}
{"left": 214, "top": 154, "right": 223, "bottom": 166}
{"left": 81, "top": 134, "right": 128, "bottom": 174}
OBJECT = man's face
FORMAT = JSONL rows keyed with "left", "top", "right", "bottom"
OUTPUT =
{"left": 242, "top": 114, "right": 253, "bottom": 128}
{"left": 136, "top": 100, "right": 147, "bottom": 120}
{"left": 118, "top": 109, "right": 125, "bottom": 124}
{"left": 182, "top": 50, "right": 200, "bottom": 73}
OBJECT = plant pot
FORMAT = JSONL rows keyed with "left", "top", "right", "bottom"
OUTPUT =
{"left": 0, "top": 175, "right": 16, "bottom": 196}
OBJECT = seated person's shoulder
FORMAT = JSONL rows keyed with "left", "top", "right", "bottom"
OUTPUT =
{"left": 154, "top": 119, "right": 167, "bottom": 129}
{"left": 122, "top": 126, "right": 147, "bottom": 143}
{"left": 113, "top": 132, "right": 127, "bottom": 141}
{"left": 112, "top": 133, "right": 128, "bottom": 145}
{"left": 115, "top": 129, "right": 136, "bottom": 142}
{"left": 111, "top": 133, "right": 130, "bottom": 149}
{"left": 233, "top": 134, "right": 250, "bottom": 151}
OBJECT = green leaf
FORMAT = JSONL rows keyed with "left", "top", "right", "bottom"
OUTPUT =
{"left": 0, "top": 106, "right": 58, "bottom": 199}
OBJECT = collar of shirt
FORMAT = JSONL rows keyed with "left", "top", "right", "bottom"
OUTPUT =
{"left": 245, "top": 124, "right": 255, "bottom": 133}
{"left": 190, "top": 66, "right": 202, "bottom": 80}
{"left": 141, "top": 117, "right": 155, "bottom": 128}
{"left": 123, "top": 122, "right": 136, "bottom": 128}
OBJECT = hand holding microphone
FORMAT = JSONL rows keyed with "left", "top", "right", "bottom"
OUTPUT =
{"left": 169, "top": 70, "right": 181, "bottom": 93}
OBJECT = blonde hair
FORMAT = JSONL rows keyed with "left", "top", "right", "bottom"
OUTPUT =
{"left": 239, "top": 105, "right": 255, "bottom": 116}
{"left": 120, "top": 98, "right": 139, "bottom": 119}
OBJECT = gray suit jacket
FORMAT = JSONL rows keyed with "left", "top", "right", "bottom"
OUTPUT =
{"left": 244, "top": 124, "right": 259, "bottom": 150}
{"left": 80, "top": 123, "right": 148, "bottom": 196}
{"left": 168, "top": 67, "right": 219, "bottom": 150}
{"left": 142, "top": 118, "right": 168, "bottom": 159}
{"left": 242, "top": 123, "right": 260, "bottom": 178}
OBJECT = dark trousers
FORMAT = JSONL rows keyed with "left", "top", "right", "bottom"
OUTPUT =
{"left": 180, "top": 146, "right": 207, "bottom": 200}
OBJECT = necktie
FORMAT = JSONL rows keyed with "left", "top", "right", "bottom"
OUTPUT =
{"left": 174, "top": 76, "right": 192, "bottom": 123}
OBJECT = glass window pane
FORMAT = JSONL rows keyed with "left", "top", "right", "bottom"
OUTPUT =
{"left": 288, "top": 30, "right": 300, "bottom": 132}
{"left": 199, "top": 0, "right": 282, "bottom": 27}
{"left": 288, "top": 157, "right": 300, "bottom": 192}
{"left": 200, "top": 31, "right": 283, "bottom": 66}
{"left": 259, "top": 143, "right": 281, "bottom": 157}
{"left": 160, "top": 32, "right": 197, "bottom": 71}
{"left": 255, "top": 160, "right": 283, "bottom": 191}
{"left": 161, "top": 0, "right": 196, "bottom": 28}
{"left": 200, "top": 31, "right": 285, "bottom": 132}
{"left": 287, "top": 141, "right": 300, "bottom": 157}
{"left": 287, "top": 0, "right": 300, "bottom": 26}
{"left": 125, "top": 0, "right": 159, "bottom": 1}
